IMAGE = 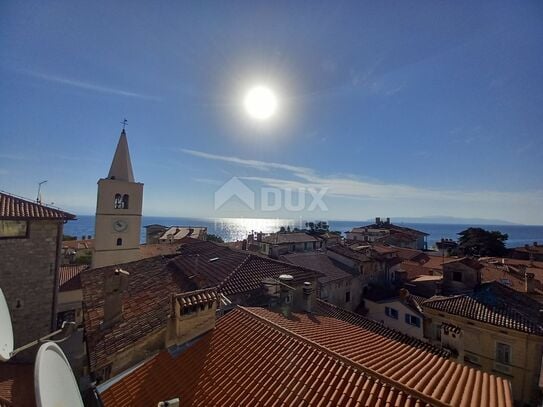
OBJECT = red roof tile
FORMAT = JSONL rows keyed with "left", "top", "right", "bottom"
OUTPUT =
{"left": 171, "top": 240, "right": 322, "bottom": 297}
{"left": 423, "top": 282, "right": 543, "bottom": 335}
{"left": 100, "top": 306, "right": 512, "bottom": 407}
{"left": 0, "top": 363, "right": 35, "bottom": 407}
{"left": 81, "top": 256, "right": 198, "bottom": 371}
{"left": 0, "top": 191, "right": 75, "bottom": 220}
{"left": 58, "top": 264, "right": 87, "bottom": 291}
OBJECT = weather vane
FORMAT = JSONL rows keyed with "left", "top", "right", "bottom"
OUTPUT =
{"left": 121, "top": 118, "right": 128, "bottom": 130}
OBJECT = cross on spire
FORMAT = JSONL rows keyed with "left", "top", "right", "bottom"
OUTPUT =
{"left": 121, "top": 118, "right": 128, "bottom": 130}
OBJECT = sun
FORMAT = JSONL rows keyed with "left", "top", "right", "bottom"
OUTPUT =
{"left": 244, "top": 85, "right": 278, "bottom": 120}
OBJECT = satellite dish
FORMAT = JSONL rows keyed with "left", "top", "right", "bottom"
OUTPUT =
{"left": 0, "top": 288, "right": 14, "bottom": 362}
{"left": 34, "top": 342, "right": 84, "bottom": 407}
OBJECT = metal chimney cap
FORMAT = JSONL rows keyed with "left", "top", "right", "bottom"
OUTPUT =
{"left": 303, "top": 281, "right": 312, "bottom": 287}
{"left": 278, "top": 274, "right": 294, "bottom": 281}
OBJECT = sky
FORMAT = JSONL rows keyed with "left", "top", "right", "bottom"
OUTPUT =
{"left": 1, "top": 1, "right": 542, "bottom": 224}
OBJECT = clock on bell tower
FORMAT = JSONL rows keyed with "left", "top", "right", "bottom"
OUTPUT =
{"left": 92, "top": 127, "right": 143, "bottom": 269}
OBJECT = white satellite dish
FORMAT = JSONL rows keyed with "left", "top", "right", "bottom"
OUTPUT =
{"left": 0, "top": 288, "right": 14, "bottom": 362}
{"left": 34, "top": 342, "right": 84, "bottom": 407}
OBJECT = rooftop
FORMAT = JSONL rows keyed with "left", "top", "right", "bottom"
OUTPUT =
{"left": 99, "top": 304, "right": 512, "bottom": 407}
{"left": 422, "top": 282, "right": 543, "bottom": 335}
{"left": 0, "top": 363, "right": 34, "bottom": 407}
{"left": 279, "top": 251, "right": 355, "bottom": 284}
{"left": 82, "top": 240, "right": 321, "bottom": 372}
{"left": 59, "top": 264, "right": 88, "bottom": 292}
{"left": 81, "top": 255, "right": 197, "bottom": 371}
{"left": 260, "top": 231, "right": 321, "bottom": 244}
{"left": 0, "top": 191, "right": 75, "bottom": 221}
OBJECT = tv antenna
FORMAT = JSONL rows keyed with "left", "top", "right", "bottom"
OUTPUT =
{"left": 37, "top": 180, "right": 48, "bottom": 204}
{"left": 0, "top": 287, "right": 83, "bottom": 406}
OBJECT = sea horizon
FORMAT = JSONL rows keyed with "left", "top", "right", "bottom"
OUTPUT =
{"left": 65, "top": 214, "right": 543, "bottom": 250}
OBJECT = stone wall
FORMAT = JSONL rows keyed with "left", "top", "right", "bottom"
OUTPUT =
{"left": 0, "top": 220, "right": 62, "bottom": 361}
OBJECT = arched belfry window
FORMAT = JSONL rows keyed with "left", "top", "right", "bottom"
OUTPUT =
{"left": 116, "top": 238, "right": 123, "bottom": 246}
{"left": 122, "top": 194, "right": 129, "bottom": 209}
{"left": 114, "top": 194, "right": 123, "bottom": 209}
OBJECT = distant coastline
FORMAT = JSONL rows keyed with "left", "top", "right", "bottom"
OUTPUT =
{"left": 65, "top": 215, "right": 543, "bottom": 249}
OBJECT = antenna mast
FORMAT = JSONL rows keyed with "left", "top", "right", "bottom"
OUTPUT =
{"left": 37, "top": 180, "right": 48, "bottom": 204}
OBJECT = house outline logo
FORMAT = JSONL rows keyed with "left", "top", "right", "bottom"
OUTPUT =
{"left": 214, "top": 177, "right": 255, "bottom": 210}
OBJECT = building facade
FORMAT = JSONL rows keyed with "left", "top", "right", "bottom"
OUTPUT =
{"left": 0, "top": 192, "right": 75, "bottom": 361}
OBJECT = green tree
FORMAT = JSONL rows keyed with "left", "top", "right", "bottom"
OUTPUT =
{"left": 206, "top": 234, "right": 225, "bottom": 243}
{"left": 457, "top": 227, "right": 508, "bottom": 257}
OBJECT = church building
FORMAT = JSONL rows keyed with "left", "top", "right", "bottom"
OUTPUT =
{"left": 92, "top": 128, "right": 143, "bottom": 268}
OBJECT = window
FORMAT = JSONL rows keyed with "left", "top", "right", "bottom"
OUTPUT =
{"left": 435, "top": 324, "right": 442, "bottom": 340}
{"left": 116, "top": 238, "right": 123, "bottom": 246}
{"left": 345, "top": 291, "right": 351, "bottom": 303}
{"left": 405, "top": 314, "right": 421, "bottom": 327}
{"left": 122, "top": 194, "right": 129, "bottom": 209}
{"left": 496, "top": 342, "right": 512, "bottom": 365}
{"left": 385, "top": 306, "right": 398, "bottom": 319}
{"left": 0, "top": 220, "right": 28, "bottom": 238}
{"left": 114, "top": 193, "right": 129, "bottom": 209}
{"left": 452, "top": 271, "right": 462, "bottom": 282}
{"left": 114, "top": 194, "right": 123, "bottom": 209}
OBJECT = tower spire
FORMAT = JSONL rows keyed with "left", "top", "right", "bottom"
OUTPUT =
{"left": 107, "top": 126, "right": 135, "bottom": 182}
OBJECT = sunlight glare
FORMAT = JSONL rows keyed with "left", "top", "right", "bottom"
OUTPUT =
{"left": 244, "top": 85, "right": 278, "bottom": 120}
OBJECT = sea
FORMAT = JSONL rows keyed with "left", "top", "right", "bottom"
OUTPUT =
{"left": 65, "top": 215, "right": 543, "bottom": 250}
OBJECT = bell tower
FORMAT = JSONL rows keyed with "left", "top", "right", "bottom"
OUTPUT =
{"left": 92, "top": 127, "right": 143, "bottom": 268}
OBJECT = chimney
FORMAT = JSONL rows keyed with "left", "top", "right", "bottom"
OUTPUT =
{"left": 102, "top": 268, "right": 129, "bottom": 330}
{"left": 302, "top": 282, "right": 313, "bottom": 313}
{"left": 242, "top": 239, "right": 247, "bottom": 251}
{"left": 278, "top": 274, "right": 294, "bottom": 317}
{"left": 87, "top": 235, "right": 92, "bottom": 240}
{"left": 525, "top": 272, "right": 535, "bottom": 293}
{"left": 257, "top": 232, "right": 263, "bottom": 242}
{"left": 386, "top": 217, "right": 390, "bottom": 225}
{"left": 376, "top": 217, "right": 381, "bottom": 225}
{"left": 399, "top": 288, "right": 409, "bottom": 301}
{"left": 534, "top": 242, "right": 538, "bottom": 247}
{"left": 165, "top": 288, "right": 218, "bottom": 348}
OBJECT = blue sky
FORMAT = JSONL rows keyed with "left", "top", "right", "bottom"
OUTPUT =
{"left": 1, "top": 1, "right": 542, "bottom": 224}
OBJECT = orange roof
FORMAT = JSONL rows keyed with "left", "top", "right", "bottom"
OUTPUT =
{"left": 58, "top": 264, "right": 87, "bottom": 291}
{"left": 139, "top": 242, "right": 181, "bottom": 258}
{"left": 100, "top": 306, "right": 512, "bottom": 407}
{"left": 0, "top": 363, "right": 35, "bottom": 407}
{"left": 248, "top": 306, "right": 512, "bottom": 406}
{"left": 0, "top": 191, "right": 75, "bottom": 220}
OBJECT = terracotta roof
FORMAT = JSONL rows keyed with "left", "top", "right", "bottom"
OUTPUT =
{"left": 279, "top": 252, "right": 354, "bottom": 284}
{"left": 422, "top": 282, "right": 543, "bottom": 335}
{"left": 81, "top": 255, "right": 198, "bottom": 371}
{"left": 328, "top": 244, "right": 371, "bottom": 262}
{"left": 171, "top": 240, "right": 321, "bottom": 297}
{"left": 249, "top": 305, "right": 511, "bottom": 407}
{"left": 0, "top": 363, "right": 35, "bottom": 407}
{"left": 62, "top": 239, "right": 93, "bottom": 250}
{"left": 261, "top": 232, "right": 320, "bottom": 244}
{"left": 58, "top": 264, "right": 88, "bottom": 291}
{"left": 0, "top": 191, "right": 75, "bottom": 221}
{"left": 99, "top": 306, "right": 512, "bottom": 407}
{"left": 82, "top": 241, "right": 321, "bottom": 372}
{"left": 442, "top": 256, "right": 484, "bottom": 270}
{"left": 139, "top": 242, "right": 181, "bottom": 258}
{"left": 315, "top": 300, "right": 443, "bottom": 355}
